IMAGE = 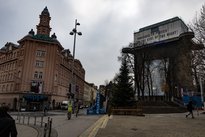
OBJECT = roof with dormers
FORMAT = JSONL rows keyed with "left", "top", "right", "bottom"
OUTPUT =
{"left": 0, "top": 42, "right": 19, "bottom": 53}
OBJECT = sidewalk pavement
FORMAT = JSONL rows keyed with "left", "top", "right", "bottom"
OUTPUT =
{"left": 14, "top": 110, "right": 205, "bottom": 137}
{"left": 13, "top": 109, "right": 88, "bottom": 137}
{"left": 16, "top": 124, "right": 38, "bottom": 137}
{"left": 92, "top": 110, "right": 205, "bottom": 137}
{"left": 12, "top": 111, "right": 59, "bottom": 137}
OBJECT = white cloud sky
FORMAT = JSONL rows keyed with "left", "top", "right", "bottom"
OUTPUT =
{"left": 0, "top": 0, "right": 204, "bottom": 86}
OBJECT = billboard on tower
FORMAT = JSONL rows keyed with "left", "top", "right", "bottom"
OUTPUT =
{"left": 134, "top": 17, "right": 188, "bottom": 47}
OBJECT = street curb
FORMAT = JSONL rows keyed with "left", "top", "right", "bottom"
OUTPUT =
{"left": 79, "top": 115, "right": 109, "bottom": 137}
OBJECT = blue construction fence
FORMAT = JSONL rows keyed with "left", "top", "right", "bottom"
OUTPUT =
{"left": 183, "top": 92, "right": 204, "bottom": 108}
{"left": 87, "top": 91, "right": 106, "bottom": 115}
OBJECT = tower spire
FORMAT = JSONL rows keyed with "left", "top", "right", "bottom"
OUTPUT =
{"left": 36, "top": 7, "right": 51, "bottom": 36}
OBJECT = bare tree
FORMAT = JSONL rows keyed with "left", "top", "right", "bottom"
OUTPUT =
{"left": 189, "top": 4, "right": 205, "bottom": 92}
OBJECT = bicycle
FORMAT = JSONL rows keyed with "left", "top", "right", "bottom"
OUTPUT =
{"left": 67, "top": 111, "right": 71, "bottom": 120}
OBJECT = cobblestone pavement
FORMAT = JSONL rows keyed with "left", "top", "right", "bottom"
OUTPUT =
{"left": 95, "top": 111, "right": 205, "bottom": 137}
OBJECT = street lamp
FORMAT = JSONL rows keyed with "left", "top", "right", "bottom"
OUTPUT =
{"left": 69, "top": 19, "right": 82, "bottom": 105}
{"left": 70, "top": 20, "right": 82, "bottom": 60}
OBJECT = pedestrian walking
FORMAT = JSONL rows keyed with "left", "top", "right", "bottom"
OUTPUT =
{"left": 75, "top": 102, "right": 80, "bottom": 117}
{"left": 186, "top": 100, "right": 194, "bottom": 119}
{"left": 43, "top": 104, "right": 48, "bottom": 116}
{"left": 0, "top": 106, "right": 17, "bottom": 137}
{"left": 67, "top": 101, "right": 72, "bottom": 120}
{"left": 33, "top": 106, "right": 36, "bottom": 112}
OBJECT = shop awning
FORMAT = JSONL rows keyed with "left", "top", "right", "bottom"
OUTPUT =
{"left": 23, "top": 94, "right": 48, "bottom": 102}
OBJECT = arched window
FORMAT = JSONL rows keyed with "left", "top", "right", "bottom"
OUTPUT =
{"left": 10, "top": 84, "right": 13, "bottom": 92}
{"left": 2, "top": 85, "right": 5, "bottom": 92}
{"left": 6, "top": 84, "right": 9, "bottom": 91}
{"left": 8, "top": 74, "right": 11, "bottom": 81}
{"left": 18, "top": 71, "right": 21, "bottom": 78}
{"left": 5, "top": 74, "right": 8, "bottom": 81}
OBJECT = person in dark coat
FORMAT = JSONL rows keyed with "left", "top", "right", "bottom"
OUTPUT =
{"left": 186, "top": 100, "right": 194, "bottom": 119}
{"left": 0, "top": 107, "right": 17, "bottom": 137}
{"left": 75, "top": 102, "right": 80, "bottom": 117}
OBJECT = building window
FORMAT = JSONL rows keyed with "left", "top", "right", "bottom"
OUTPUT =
{"left": 36, "top": 50, "right": 46, "bottom": 57}
{"left": 39, "top": 72, "right": 43, "bottom": 79}
{"left": 10, "top": 84, "right": 13, "bottom": 91}
{"left": 34, "top": 71, "right": 38, "bottom": 79}
{"left": 35, "top": 60, "right": 44, "bottom": 67}
{"left": 55, "top": 74, "right": 57, "bottom": 81}
{"left": 18, "top": 71, "right": 21, "bottom": 78}
{"left": 6, "top": 84, "right": 8, "bottom": 91}
{"left": 31, "top": 81, "right": 43, "bottom": 93}
{"left": 5, "top": 74, "right": 8, "bottom": 81}
{"left": 8, "top": 74, "right": 11, "bottom": 81}
{"left": 18, "top": 60, "right": 23, "bottom": 67}
{"left": 34, "top": 71, "right": 43, "bottom": 79}
{"left": 2, "top": 85, "right": 5, "bottom": 92}
{"left": 14, "top": 52, "right": 16, "bottom": 58}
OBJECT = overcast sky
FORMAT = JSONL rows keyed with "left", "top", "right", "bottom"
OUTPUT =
{"left": 0, "top": 0, "right": 204, "bottom": 86}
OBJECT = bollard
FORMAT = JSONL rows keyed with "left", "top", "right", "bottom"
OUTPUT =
{"left": 47, "top": 117, "right": 50, "bottom": 127}
{"left": 41, "top": 116, "right": 43, "bottom": 127}
{"left": 18, "top": 114, "right": 21, "bottom": 123}
{"left": 23, "top": 115, "right": 25, "bottom": 124}
{"left": 27, "top": 116, "right": 30, "bottom": 125}
{"left": 48, "top": 118, "right": 52, "bottom": 137}
{"left": 34, "top": 116, "right": 36, "bottom": 126}
{"left": 44, "top": 123, "right": 47, "bottom": 137}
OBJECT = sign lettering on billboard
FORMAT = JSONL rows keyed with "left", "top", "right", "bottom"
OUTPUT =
{"left": 134, "top": 17, "right": 188, "bottom": 47}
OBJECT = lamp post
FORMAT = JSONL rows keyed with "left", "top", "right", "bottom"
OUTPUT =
{"left": 70, "top": 19, "right": 82, "bottom": 61}
{"left": 69, "top": 19, "right": 82, "bottom": 109}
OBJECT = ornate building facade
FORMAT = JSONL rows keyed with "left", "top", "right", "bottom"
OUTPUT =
{"left": 0, "top": 7, "right": 85, "bottom": 110}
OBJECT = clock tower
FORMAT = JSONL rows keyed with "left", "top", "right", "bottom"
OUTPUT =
{"left": 36, "top": 6, "right": 51, "bottom": 36}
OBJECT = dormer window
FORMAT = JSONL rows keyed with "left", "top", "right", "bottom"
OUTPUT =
{"left": 9, "top": 46, "right": 12, "bottom": 51}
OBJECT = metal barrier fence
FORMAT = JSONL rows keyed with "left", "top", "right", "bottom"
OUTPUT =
{"left": 44, "top": 117, "right": 52, "bottom": 137}
{"left": 15, "top": 113, "right": 52, "bottom": 137}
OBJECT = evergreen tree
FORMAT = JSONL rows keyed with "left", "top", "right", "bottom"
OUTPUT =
{"left": 112, "top": 57, "right": 135, "bottom": 107}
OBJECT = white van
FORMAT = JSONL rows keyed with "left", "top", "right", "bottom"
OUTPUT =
{"left": 61, "top": 101, "right": 68, "bottom": 110}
